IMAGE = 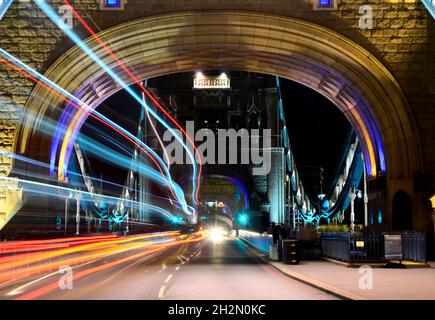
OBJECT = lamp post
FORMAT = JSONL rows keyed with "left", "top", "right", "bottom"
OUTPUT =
{"left": 350, "top": 187, "right": 356, "bottom": 233}
{"left": 363, "top": 160, "right": 369, "bottom": 227}
{"left": 64, "top": 197, "right": 68, "bottom": 235}
{"left": 125, "top": 209, "right": 129, "bottom": 234}
{"left": 75, "top": 191, "right": 81, "bottom": 235}
{"left": 65, "top": 191, "right": 73, "bottom": 235}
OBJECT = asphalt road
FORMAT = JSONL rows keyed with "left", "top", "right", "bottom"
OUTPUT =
{"left": 1, "top": 237, "right": 337, "bottom": 300}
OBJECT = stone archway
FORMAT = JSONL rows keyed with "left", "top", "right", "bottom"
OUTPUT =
{"left": 16, "top": 11, "right": 422, "bottom": 178}
{"left": 9, "top": 11, "right": 423, "bottom": 229}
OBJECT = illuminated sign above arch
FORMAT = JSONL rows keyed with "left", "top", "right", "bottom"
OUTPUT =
{"left": 194, "top": 73, "right": 231, "bottom": 89}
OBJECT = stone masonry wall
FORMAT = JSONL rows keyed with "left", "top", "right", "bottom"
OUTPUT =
{"left": 0, "top": 0, "right": 434, "bottom": 219}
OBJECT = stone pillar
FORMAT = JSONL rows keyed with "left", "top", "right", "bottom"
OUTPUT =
{"left": 267, "top": 148, "right": 285, "bottom": 224}
{"left": 264, "top": 87, "right": 285, "bottom": 224}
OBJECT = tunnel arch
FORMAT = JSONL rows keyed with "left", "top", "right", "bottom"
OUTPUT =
{"left": 195, "top": 174, "right": 249, "bottom": 215}
{"left": 201, "top": 195, "right": 238, "bottom": 219}
{"left": 15, "top": 11, "right": 422, "bottom": 192}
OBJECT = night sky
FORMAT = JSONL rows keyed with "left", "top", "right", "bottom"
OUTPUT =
{"left": 280, "top": 78, "right": 351, "bottom": 193}
{"left": 80, "top": 73, "right": 351, "bottom": 194}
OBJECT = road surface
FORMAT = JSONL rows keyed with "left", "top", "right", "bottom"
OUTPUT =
{"left": 0, "top": 236, "right": 337, "bottom": 300}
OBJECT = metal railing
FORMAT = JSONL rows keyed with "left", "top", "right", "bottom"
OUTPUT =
{"left": 321, "top": 233, "right": 350, "bottom": 262}
{"left": 321, "top": 232, "right": 427, "bottom": 263}
{"left": 401, "top": 232, "right": 427, "bottom": 262}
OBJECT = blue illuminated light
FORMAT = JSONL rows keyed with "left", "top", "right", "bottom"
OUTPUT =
{"left": 171, "top": 216, "right": 183, "bottom": 224}
{"left": 377, "top": 209, "right": 383, "bottom": 224}
{"left": 319, "top": 0, "right": 332, "bottom": 7}
{"left": 104, "top": 0, "right": 121, "bottom": 7}
{"left": 238, "top": 213, "right": 248, "bottom": 225}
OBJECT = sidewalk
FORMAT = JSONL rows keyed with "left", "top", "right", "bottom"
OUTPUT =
{"left": 268, "top": 259, "right": 435, "bottom": 300}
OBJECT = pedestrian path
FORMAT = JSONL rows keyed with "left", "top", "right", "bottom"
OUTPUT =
{"left": 268, "top": 260, "right": 435, "bottom": 300}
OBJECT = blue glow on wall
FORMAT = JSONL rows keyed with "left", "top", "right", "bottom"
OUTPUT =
{"left": 377, "top": 209, "right": 383, "bottom": 224}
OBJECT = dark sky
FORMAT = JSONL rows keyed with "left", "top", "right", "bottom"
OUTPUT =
{"left": 80, "top": 86, "right": 141, "bottom": 188}
{"left": 80, "top": 73, "right": 351, "bottom": 194}
{"left": 280, "top": 78, "right": 351, "bottom": 191}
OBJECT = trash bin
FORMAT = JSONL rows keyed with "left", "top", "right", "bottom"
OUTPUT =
{"left": 282, "top": 240, "right": 300, "bottom": 265}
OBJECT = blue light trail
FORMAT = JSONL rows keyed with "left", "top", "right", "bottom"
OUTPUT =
{"left": 33, "top": 0, "right": 199, "bottom": 205}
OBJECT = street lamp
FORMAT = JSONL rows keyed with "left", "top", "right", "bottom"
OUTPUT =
{"left": 237, "top": 213, "right": 248, "bottom": 226}
{"left": 75, "top": 191, "right": 81, "bottom": 235}
{"left": 64, "top": 191, "right": 73, "bottom": 235}
{"left": 350, "top": 187, "right": 356, "bottom": 233}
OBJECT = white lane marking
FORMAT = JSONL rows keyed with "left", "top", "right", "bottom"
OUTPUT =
{"left": 175, "top": 266, "right": 180, "bottom": 271}
{"left": 164, "top": 274, "right": 173, "bottom": 283}
{"left": 158, "top": 285, "right": 166, "bottom": 298}
{"left": 161, "top": 262, "right": 167, "bottom": 271}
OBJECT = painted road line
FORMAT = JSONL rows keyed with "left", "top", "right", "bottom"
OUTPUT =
{"left": 158, "top": 285, "right": 166, "bottom": 298}
{"left": 164, "top": 274, "right": 173, "bottom": 283}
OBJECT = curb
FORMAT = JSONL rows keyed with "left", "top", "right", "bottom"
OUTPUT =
{"left": 322, "top": 257, "right": 386, "bottom": 268}
{"left": 238, "top": 238, "right": 366, "bottom": 300}
{"left": 267, "top": 261, "right": 367, "bottom": 300}
{"left": 322, "top": 257, "right": 431, "bottom": 269}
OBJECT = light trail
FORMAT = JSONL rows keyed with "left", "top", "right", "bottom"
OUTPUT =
{"left": 36, "top": 0, "right": 202, "bottom": 205}
{"left": 0, "top": 176, "right": 178, "bottom": 222}
{"left": 1, "top": 149, "right": 193, "bottom": 212}
{"left": 75, "top": 134, "right": 192, "bottom": 215}
{"left": 142, "top": 86, "right": 171, "bottom": 171}
{"left": 0, "top": 52, "right": 184, "bottom": 207}
{"left": 62, "top": 0, "right": 202, "bottom": 203}
{"left": 0, "top": 232, "right": 182, "bottom": 282}
{"left": 2, "top": 230, "right": 206, "bottom": 300}
{"left": 0, "top": 103, "right": 187, "bottom": 210}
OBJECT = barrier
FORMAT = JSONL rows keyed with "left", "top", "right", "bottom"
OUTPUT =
{"left": 238, "top": 230, "right": 273, "bottom": 255}
{"left": 321, "top": 232, "right": 427, "bottom": 263}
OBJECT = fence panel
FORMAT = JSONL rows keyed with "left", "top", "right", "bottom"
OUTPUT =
{"left": 321, "top": 232, "right": 426, "bottom": 263}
